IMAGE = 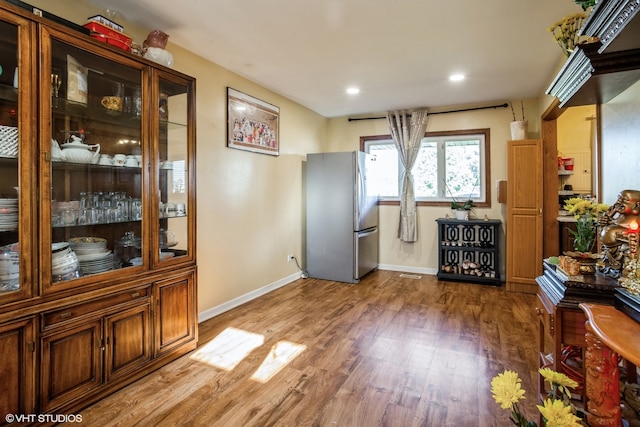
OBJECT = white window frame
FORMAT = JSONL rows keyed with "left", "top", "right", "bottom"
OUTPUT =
{"left": 361, "top": 129, "right": 491, "bottom": 207}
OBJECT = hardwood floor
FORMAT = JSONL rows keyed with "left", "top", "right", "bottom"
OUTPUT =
{"left": 66, "top": 270, "right": 539, "bottom": 426}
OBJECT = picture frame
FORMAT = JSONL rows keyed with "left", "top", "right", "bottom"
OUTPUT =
{"left": 227, "top": 87, "right": 279, "bottom": 156}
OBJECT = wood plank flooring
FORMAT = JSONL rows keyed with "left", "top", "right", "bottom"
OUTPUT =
{"left": 66, "top": 270, "right": 540, "bottom": 426}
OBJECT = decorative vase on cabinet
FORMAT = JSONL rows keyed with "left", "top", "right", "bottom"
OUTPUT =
{"left": 0, "top": 1, "right": 197, "bottom": 419}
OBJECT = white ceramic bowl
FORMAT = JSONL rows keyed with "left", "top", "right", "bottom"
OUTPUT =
{"left": 143, "top": 47, "right": 174, "bottom": 68}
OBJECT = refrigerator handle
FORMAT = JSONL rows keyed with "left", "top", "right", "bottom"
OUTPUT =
{"left": 358, "top": 229, "right": 378, "bottom": 238}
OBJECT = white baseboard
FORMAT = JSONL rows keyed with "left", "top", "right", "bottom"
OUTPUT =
{"left": 198, "top": 272, "right": 302, "bottom": 323}
{"left": 377, "top": 264, "right": 438, "bottom": 276}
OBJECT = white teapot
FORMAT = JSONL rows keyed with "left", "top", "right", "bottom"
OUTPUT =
{"left": 59, "top": 136, "right": 100, "bottom": 164}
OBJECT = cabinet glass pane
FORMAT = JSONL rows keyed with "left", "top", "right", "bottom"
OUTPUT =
{"left": 0, "top": 20, "right": 20, "bottom": 294}
{"left": 158, "top": 78, "right": 188, "bottom": 261}
{"left": 49, "top": 39, "right": 144, "bottom": 283}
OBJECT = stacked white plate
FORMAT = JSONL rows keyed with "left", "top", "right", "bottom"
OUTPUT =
{"left": 51, "top": 242, "right": 80, "bottom": 282}
{"left": 0, "top": 243, "right": 19, "bottom": 292}
{"left": 77, "top": 251, "right": 115, "bottom": 274}
{"left": 0, "top": 198, "right": 18, "bottom": 231}
{"left": 69, "top": 237, "right": 114, "bottom": 274}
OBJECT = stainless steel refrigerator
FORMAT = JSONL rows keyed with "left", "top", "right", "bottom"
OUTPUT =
{"left": 306, "top": 151, "right": 378, "bottom": 283}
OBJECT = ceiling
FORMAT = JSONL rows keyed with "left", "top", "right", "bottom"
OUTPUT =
{"left": 86, "top": 0, "right": 582, "bottom": 118}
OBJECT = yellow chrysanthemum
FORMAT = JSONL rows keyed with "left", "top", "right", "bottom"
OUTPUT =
{"left": 490, "top": 370, "right": 526, "bottom": 410}
{"left": 539, "top": 367, "right": 579, "bottom": 390}
{"left": 536, "top": 398, "right": 583, "bottom": 427}
{"left": 563, "top": 197, "right": 609, "bottom": 219}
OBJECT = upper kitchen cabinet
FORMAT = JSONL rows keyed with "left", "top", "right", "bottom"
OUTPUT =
{"left": 547, "top": 0, "right": 640, "bottom": 107}
{"left": 0, "top": 8, "right": 36, "bottom": 305}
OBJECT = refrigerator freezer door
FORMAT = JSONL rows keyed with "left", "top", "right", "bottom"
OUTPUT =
{"left": 355, "top": 228, "right": 378, "bottom": 280}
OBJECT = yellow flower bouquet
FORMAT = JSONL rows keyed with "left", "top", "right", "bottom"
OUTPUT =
{"left": 491, "top": 368, "right": 584, "bottom": 426}
{"left": 563, "top": 197, "right": 609, "bottom": 253}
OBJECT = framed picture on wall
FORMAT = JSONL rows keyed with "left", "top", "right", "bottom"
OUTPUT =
{"left": 227, "top": 87, "right": 279, "bottom": 156}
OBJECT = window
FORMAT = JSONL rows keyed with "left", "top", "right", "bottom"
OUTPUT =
{"left": 361, "top": 129, "right": 490, "bottom": 206}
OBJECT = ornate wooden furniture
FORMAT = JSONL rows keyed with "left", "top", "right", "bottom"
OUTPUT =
{"left": 0, "top": 1, "right": 197, "bottom": 420}
{"left": 436, "top": 218, "right": 501, "bottom": 285}
{"left": 579, "top": 303, "right": 640, "bottom": 427}
{"left": 535, "top": 261, "right": 618, "bottom": 410}
{"left": 547, "top": 0, "right": 640, "bottom": 108}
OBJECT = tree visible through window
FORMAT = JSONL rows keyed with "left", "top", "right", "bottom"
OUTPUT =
{"left": 362, "top": 129, "right": 489, "bottom": 206}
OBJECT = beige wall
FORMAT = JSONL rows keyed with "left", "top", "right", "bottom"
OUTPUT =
{"left": 326, "top": 99, "right": 541, "bottom": 275}
{"left": 33, "top": 2, "right": 593, "bottom": 317}
{"left": 30, "top": 1, "right": 328, "bottom": 318}
{"left": 601, "top": 80, "right": 640, "bottom": 205}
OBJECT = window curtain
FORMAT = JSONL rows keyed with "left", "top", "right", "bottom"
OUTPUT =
{"left": 386, "top": 110, "right": 429, "bottom": 242}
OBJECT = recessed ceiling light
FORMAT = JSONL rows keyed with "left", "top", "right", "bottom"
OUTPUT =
{"left": 346, "top": 87, "right": 360, "bottom": 95}
{"left": 449, "top": 74, "right": 465, "bottom": 82}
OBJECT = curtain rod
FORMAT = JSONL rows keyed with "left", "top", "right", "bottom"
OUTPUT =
{"left": 347, "top": 102, "right": 509, "bottom": 122}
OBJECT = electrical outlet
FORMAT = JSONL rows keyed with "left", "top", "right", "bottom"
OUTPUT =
{"left": 287, "top": 254, "right": 294, "bottom": 262}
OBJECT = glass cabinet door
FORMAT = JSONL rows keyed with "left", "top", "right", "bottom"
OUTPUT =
{"left": 41, "top": 29, "right": 148, "bottom": 293}
{"left": 0, "top": 12, "right": 34, "bottom": 302}
{"left": 154, "top": 74, "right": 194, "bottom": 265}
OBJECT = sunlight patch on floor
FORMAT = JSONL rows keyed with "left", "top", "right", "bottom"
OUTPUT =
{"left": 251, "top": 341, "right": 307, "bottom": 383}
{"left": 190, "top": 326, "right": 264, "bottom": 370}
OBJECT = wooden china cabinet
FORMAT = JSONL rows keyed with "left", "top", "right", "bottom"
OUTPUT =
{"left": 0, "top": 2, "right": 197, "bottom": 422}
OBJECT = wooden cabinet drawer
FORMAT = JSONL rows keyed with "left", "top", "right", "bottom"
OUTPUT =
{"left": 42, "top": 287, "right": 150, "bottom": 330}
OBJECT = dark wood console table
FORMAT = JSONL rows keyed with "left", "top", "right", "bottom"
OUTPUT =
{"left": 579, "top": 303, "right": 640, "bottom": 427}
{"left": 535, "top": 261, "right": 619, "bottom": 408}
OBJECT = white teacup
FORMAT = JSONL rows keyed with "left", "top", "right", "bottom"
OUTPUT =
{"left": 113, "top": 154, "right": 126, "bottom": 166}
{"left": 125, "top": 155, "right": 138, "bottom": 167}
{"left": 98, "top": 154, "right": 112, "bottom": 165}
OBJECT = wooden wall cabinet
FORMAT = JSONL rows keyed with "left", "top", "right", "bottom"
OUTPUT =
{"left": 0, "top": 2, "right": 197, "bottom": 420}
{"left": 506, "top": 139, "right": 543, "bottom": 293}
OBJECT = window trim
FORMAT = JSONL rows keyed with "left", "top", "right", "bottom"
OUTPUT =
{"left": 360, "top": 128, "right": 491, "bottom": 208}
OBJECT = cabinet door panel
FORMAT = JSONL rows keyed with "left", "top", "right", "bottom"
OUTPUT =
{"left": 0, "top": 317, "right": 35, "bottom": 418}
{"left": 507, "top": 139, "right": 543, "bottom": 290}
{"left": 0, "top": 8, "right": 36, "bottom": 304}
{"left": 40, "top": 320, "right": 103, "bottom": 411}
{"left": 153, "top": 72, "right": 195, "bottom": 267}
{"left": 155, "top": 274, "right": 196, "bottom": 356}
{"left": 106, "top": 303, "right": 151, "bottom": 380}
{"left": 40, "top": 27, "right": 149, "bottom": 295}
